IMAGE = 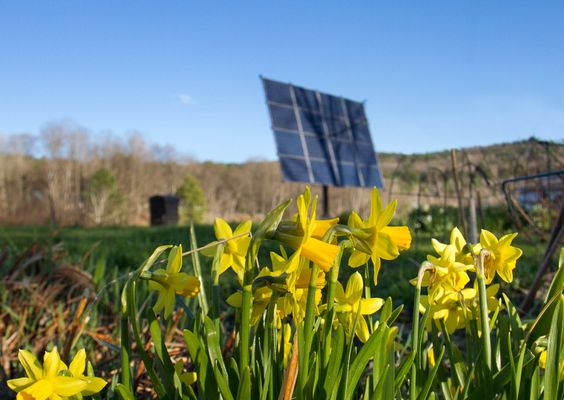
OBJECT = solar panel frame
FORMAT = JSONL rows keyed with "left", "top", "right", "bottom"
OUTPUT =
{"left": 262, "top": 77, "right": 384, "bottom": 188}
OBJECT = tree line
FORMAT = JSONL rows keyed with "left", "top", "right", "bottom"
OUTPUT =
{"left": 1, "top": 120, "right": 561, "bottom": 226}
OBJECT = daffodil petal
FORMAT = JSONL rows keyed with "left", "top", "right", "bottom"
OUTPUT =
{"left": 348, "top": 251, "right": 370, "bottom": 268}
{"left": 355, "top": 316, "right": 370, "bottom": 343}
{"left": 376, "top": 200, "right": 397, "bottom": 230}
{"left": 480, "top": 229, "right": 498, "bottom": 249}
{"left": 68, "top": 349, "right": 86, "bottom": 377}
{"left": 82, "top": 376, "right": 108, "bottom": 395}
{"left": 167, "top": 245, "right": 183, "bottom": 274}
{"left": 17, "top": 379, "right": 53, "bottom": 400}
{"left": 50, "top": 376, "right": 88, "bottom": 396}
{"left": 347, "top": 211, "right": 364, "bottom": 229}
{"left": 214, "top": 218, "right": 233, "bottom": 240}
{"left": 234, "top": 220, "right": 252, "bottom": 236}
{"left": 345, "top": 272, "right": 364, "bottom": 304}
{"left": 18, "top": 350, "right": 43, "bottom": 381}
{"left": 374, "top": 233, "right": 399, "bottom": 260}
{"left": 7, "top": 377, "right": 33, "bottom": 391}
{"left": 43, "top": 348, "right": 62, "bottom": 379}
{"left": 360, "top": 298, "right": 385, "bottom": 315}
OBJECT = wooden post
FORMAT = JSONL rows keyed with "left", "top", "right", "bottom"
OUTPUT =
{"left": 322, "top": 185, "right": 330, "bottom": 217}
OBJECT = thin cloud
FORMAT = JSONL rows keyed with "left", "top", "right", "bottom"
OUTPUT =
{"left": 178, "top": 93, "right": 195, "bottom": 105}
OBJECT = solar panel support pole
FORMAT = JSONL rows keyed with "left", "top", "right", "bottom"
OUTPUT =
{"left": 322, "top": 185, "right": 330, "bottom": 217}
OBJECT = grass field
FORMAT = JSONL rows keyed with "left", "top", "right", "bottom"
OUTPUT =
{"left": 0, "top": 224, "right": 548, "bottom": 306}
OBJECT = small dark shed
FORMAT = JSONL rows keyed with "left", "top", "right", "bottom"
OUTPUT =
{"left": 149, "top": 195, "right": 179, "bottom": 226}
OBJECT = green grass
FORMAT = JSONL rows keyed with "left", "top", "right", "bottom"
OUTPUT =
{"left": 0, "top": 225, "right": 549, "bottom": 307}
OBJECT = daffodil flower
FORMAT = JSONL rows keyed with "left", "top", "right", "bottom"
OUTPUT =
{"left": 479, "top": 229, "right": 523, "bottom": 284}
{"left": 277, "top": 323, "right": 293, "bottom": 367}
{"left": 412, "top": 244, "right": 472, "bottom": 302}
{"left": 174, "top": 360, "right": 198, "bottom": 386}
{"left": 276, "top": 187, "right": 339, "bottom": 272}
{"left": 419, "top": 283, "right": 499, "bottom": 334}
{"left": 7, "top": 347, "right": 106, "bottom": 400}
{"left": 539, "top": 349, "right": 564, "bottom": 380}
{"left": 148, "top": 245, "right": 200, "bottom": 319}
{"left": 420, "top": 288, "right": 474, "bottom": 334}
{"left": 431, "top": 227, "right": 478, "bottom": 266}
{"left": 227, "top": 286, "right": 273, "bottom": 325}
{"left": 334, "top": 272, "right": 384, "bottom": 342}
{"left": 347, "top": 187, "right": 412, "bottom": 285}
{"left": 276, "top": 260, "right": 326, "bottom": 322}
{"left": 210, "top": 218, "right": 252, "bottom": 283}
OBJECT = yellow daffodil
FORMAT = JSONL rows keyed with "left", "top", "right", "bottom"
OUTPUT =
{"left": 539, "top": 350, "right": 564, "bottom": 380}
{"left": 334, "top": 272, "right": 384, "bottom": 342}
{"left": 276, "top": 261, "right": 326, "bottom": 322}
{"left": 431, "top": 227, "right": 478, "bottom": 266}
{"left": 412, "top": 244, "right": 472, "bottom": 302}
{"left": 174, "top": 361, "right": 198, "bottom": 386}
{"left": 253, "top": 250, "right": 301, "bottom": 293}
{"left": 8, "top": 347, "right": 106, "bottom": 400}
{"left": 347, "top": 187, "right": 412, "bottom": 285}
{"left": 277, "top": 323, "right": 292, "bottom": 367}
{"left": 148, "top": 245, "right": 200, "bottom": 319}
{"left": 479, "top": 229, "right": 523, "bottom": 284}
{"left": 227, "top": 286, "right": 273, "bottom": 325}
{"left": 419, "top": 283, "right": 499, "bottom": 334}
{"left": 276, "top": 187, "right": 339, "bottom": 272}
{"left": 211, "top": 218, "right": 252, "bottom": 283}
{"left": 420, "top": 288, "right": 474, "bottom": 334}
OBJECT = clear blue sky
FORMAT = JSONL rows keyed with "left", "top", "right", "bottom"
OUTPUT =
{"left": 1, "top": 1, "right": 563, "bottom": 163}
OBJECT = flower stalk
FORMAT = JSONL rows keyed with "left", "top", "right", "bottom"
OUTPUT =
{"left": 475, "top": 249, "right": 492, "bottom": 370}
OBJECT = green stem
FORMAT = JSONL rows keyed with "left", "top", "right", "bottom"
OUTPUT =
{"left": 323, "top": 243, "right": 345, "bottom": 367}
{"left": 127, "top": 280, "right": 167, "bottom": 398}
{"left": 239, "top": 250, "right": 255, "bottom": 377}
{"left": 299, "top": 262, "right": 320, "bottom": 394}
{"left": 410, "top": 263, "right": 429, "bottom": 400}
{"left": 476, "top": 251, "right": 492, "bottom": 370}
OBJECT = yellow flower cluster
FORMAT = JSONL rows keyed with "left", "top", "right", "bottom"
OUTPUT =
{"left": 220, "top": 187, "right": 410, "bottom": 342}
{"left": 417, "top": 227, "right": 522, "bottom": 333}
{"left": 8, "top": 347, "right": 106, "bottom": 400}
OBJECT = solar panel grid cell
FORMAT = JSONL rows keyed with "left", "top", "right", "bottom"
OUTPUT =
{"left": 262, "top": 77, "right": 383, "bottom": 188}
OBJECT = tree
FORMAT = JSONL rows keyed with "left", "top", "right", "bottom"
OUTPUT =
{"left": 85, "top": 168, "right": 125, "bottom": 225}
{"left": 176, "top": 174, "right": 206, "bottom": 224}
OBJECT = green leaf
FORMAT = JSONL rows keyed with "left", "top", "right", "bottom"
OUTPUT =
{"left": 236, "top": 366, "right": 251, "bottom": 400}
{"left": 147, "top": 309, "right": 177, "bottom": 395}
{"left": 323, "top": 325, "right": 345, "bottom": 398}
{"left": 213, "top": 360, "right": 234, "bottom": 400}
{"left": 204, "top": 316, "right": 229, "bottom": 379}
{"left": 115, "top": 383, "right": 135, "bottom": 400}
{"left": 345, "top": 323, "right": 388, "bottom": 399}
{"left": 184, "top": 328, "right": 218, "bottom": 400}
{"left": 544, "top": 298, "right": 563, "bottom": 400}
{"left": 417, "top": 346, "right": 444, "bottom": 400}
{"left": 395, "top": 351, "right": 415, "bottom": 394}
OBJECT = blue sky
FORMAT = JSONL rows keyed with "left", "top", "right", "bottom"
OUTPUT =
{"left": 1, "top": 1, "right": 563, "bottom": 163}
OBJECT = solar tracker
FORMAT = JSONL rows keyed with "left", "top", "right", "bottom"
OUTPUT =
{"left": 261, "top": 77, "right": 383, "bottom": 188}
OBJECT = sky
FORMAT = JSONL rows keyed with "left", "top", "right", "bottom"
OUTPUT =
{"left": 0, "top": 1, "right": 563, "bottom": 163}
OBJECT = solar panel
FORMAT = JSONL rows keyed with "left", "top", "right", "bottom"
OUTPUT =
{"left": 261, "top": 77, "right": 384, "bottom": 188}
